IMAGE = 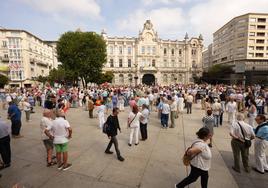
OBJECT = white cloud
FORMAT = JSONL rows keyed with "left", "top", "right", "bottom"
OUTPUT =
{"left": 141, "top": 0, "right": 190, "bottom": 5}
{"left": 188, "top": 0, "right": 268, "bottom": 45}
{"left": 20, "top": 0, "right": 101, "bottom": 20}
{"left": 117, "top": 8, "right": 186, "bottom": 38}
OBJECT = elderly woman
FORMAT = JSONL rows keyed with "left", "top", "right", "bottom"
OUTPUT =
{"left": 202, "top": 110, "right": 214, "bottom": 147}
{"left": 175, "top": 127, "right": 212, "bottom": 188}
{"left": 230, "top": 113, "right": 255, "bottom": 173}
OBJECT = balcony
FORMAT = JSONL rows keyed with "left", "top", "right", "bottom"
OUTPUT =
{"left": 140, "top": 66, "right": 157, "bottom": 72}
{"left": 36, "top": 60, "right": 48, "bottom": 67}
{"left": 0, "top": 57, "right": 9, "bottom": 62}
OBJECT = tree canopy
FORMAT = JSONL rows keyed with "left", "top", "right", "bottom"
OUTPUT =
{"left": 57, "top": 31, "right": 107, "bottom": 87}
{"left": 0, "top": 74, "right": 8, "bottom": 88}
{"left": 201, "top": 64, "right": 234, "bottom": 84}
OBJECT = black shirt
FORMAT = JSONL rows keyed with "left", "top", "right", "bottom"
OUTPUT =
{"left": 106, "top": 115, "right": 121, "bottom": 137}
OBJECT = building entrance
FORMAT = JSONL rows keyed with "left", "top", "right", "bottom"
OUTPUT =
{"left": 142, "top": 74, "right": 155, "bottom": 85}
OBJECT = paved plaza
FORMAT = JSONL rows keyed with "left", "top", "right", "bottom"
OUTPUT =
{"left": 0, "top": 105, "right": 267, "bottom": 188}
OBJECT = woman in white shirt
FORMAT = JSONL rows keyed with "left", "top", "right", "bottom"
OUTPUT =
{"left": 175, "top": 127, "right": 212, "bottom": 188}
{"left": 140, "top": 104, "right": 150, "bottom": 140}
{"left": 128, "top": 105, "right": 142, "bottom": 146}
{"left": 22, "top": 97, "right": 31, "bottom": 122}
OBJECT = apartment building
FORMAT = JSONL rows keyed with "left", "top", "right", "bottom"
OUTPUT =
{"left": 0, "top": 29, "right": 58, "bottom": 87}
{"left": 205, "top": 13, "right": 268, "bottom": 84}
{"left": 102, "top": 20, "right": 203, "bottom": 85}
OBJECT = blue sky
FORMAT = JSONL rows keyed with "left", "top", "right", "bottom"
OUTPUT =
{"left": 1, "top": 0, "right": 268, "bottom": 46}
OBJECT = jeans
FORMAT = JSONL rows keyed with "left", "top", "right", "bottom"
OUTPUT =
{"left": 213, "top": 114, "right": 220, "bottom": 127}
{"left": 186, "top": 102, "right": 192, "bottom": 114}
{"left": 0, "top": 135, "right": 11, "bottom": 165}
{"left": 106, "top": 136, "right": 121, "bottom": 157}
{"left": 176, "top": 165, "right": 209, "bottom": 188}
{"left": 161, "top": 113, "right": 169, "bottom": 128}
{"left": 11, "top": 120, "right": 22, "bottom": 136}
{"left": 140, "top": 123, "right": 148, "bottom": 140}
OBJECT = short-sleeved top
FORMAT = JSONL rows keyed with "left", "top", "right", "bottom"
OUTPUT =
{"left": 190, "top": 139, "right": 212, "bottom": 171}
{"left": 230, "top": 121, "right": 255, "bottom": 140}
{"left": 161, "top": 103, "right": 170, "bottom": 114}
{"left": 8, "top": 104, "right": 21, "bottom": 122}
{"left": 141, "top": 108, "right": 150, "bottom": 124}
{"left": 0, "top": 119, "right": 10, "bottom": 139}
{"left": 48, "top": 117, "right": 70, "bottom": 144}
{"left": 40, "top": 117, "right": 53, "bottom": 140}
{"left": 128, "top": 112, "right": 142, "bottom": 128}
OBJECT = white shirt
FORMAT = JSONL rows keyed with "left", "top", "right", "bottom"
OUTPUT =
{"left": 161, "top": 103, "right": 170, "bottom": 114}
{"left": 190, "top": 139, "right": 212, "bottom": 171}
{"left": 128, "top": 112, "right": 142, "bottom": 128}
{"left": 49, "top": 117, "right": 71, "bottom": 144}
{"left": 230, "top": 120, "right": 255, "bottom": 140}
{"left": 6, "top": 95, "right": 12, "bottom": 102}
{"left": 170, "top": 101, "right": 177, "bottom": 112}
{"left": 148, "top": 94, "right": 154, "bottom": 101}
{"left": 186, "top": 95, "right": 194, "bottom": 103}
{"left": 40, "top": 117, "right": 53, "bottom": 140}
{"left": 140, "top": 108, "right": 150, "bottom": 124}
{"left": 212, "top": 102, "right": 222, "bottom": 115}
{"left": 226, "top": 101, "right": 237, "bottom": 113}
{"left": 23, "top": 101, "right": 31, "bottom": 111}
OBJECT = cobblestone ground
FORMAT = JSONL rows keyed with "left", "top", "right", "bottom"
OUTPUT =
{"left": 0, "top": 104, "right": 267, "bottom": 188}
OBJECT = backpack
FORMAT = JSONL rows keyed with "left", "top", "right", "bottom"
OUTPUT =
{"left": 103, "top": 115, "right": 111, "bottom": 134}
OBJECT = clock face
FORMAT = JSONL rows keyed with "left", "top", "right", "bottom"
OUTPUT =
{"left": 145, "top": 32, "right": 153, "bottom": 41}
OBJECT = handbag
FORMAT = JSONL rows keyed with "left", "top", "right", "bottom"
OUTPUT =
{"left": 128, "top": 114, "right": 137, "bottom": 128}
{"left": 237, "top": 122, "right": 252, "bottom": 148}
{"left": 182, "top": 141, "right": 202, "bottom": 166}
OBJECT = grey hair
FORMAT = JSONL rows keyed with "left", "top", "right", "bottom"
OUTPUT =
{"left": 236, "top": 113, "right": 245, "bottom": 121}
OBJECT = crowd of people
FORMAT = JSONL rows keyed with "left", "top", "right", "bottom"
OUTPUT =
{"left": 0, "top": 83, "right": 267, "bottom": 187}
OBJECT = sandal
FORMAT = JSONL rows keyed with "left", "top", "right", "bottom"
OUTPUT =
{"left": 47, "top": 161, "right": 57, "bottom": 167}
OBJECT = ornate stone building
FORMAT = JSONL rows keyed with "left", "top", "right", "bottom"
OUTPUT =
{"left": 102, "top": 20, "right": 203, "bottom": 85}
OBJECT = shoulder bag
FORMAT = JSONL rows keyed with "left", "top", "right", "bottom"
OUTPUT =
{"left": 237, "top": 122, "right": 251, "bottom": 148}
{"left": 182, "top": 141, "right": 202, "bottom": 166}
{"left": 128, "top": 114, "right": 137, "bottom": 128}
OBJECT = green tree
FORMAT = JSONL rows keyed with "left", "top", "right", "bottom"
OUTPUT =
{"left": 97, "top": 71, "right": 114, "bottom": 84}
{"left": 47, "top": 66, "right": 76, "bottom": 86}
{"left": 201, "top": 64, "right": 234, "bottom": 84}
{"left": 57, "top": 31, "right": 107, "bottom": 88}
{"left": 0, "top": 74, "right": 8, "bottom": 88}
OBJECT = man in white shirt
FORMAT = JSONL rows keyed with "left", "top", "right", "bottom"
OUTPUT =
{"left": 160, "top": 98, "right": 170, "bottom": 128}
{"left": 45, "top": 110, "right": 72, "bottom": 171}
{"left": 170, "top": 98, "right": 177, "bottom": 128}
{"left": 186, "top": 94, "right": 194, "bottom": 114}
{"left": 226, "top": 98, "right": 237, "bottom": 125}
{"left": 40, "top": 109, "right": 55, "bottom": 166}
{"left": 230, "top": 113, "right": 255, "bottom": 173}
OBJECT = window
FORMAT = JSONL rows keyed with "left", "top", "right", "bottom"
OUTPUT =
{"left": 256, "top": 46, "right": 264, "bottom": 50}
{"left": 109, "top": 46, "right": 113, "bottom": 55}
{"left": 248, "top": 53, "right": 254, "bottom": 57}
{"left": 152, "top": 59, "right": 155, "bottom": 67}
{"left": 163, "top": 74, "right": 167, "bottom": 83}
{"left": 257, "top": 32, "right": 265, "bottom": 36}
{"left": 248, "top": 46, "right": 254, "bottom": 50}
{"left": 119, "top": 46, "right": 123, "bottom": 55}
{"left": 147, "top": 46, "right": 151, "bottom": 54}
{"left": 191, "top": 49, "right": 196, "bottom": 55}
{"left": 171, "top": 49, "right": 175, "bottom": 56}
{"left": 256, "top": 39, "right": 265, "bottom": 43}
{"left": 249, "top": 39, "right": 255, "bottom": 44}
{"left": 152, "top": 47, "right": 156, "bottom": 54}
{"left": 163, "top": 59, "right": 167, "bottom": 67}
{"left": 119, "top": 59, "right": 123, "bottom": 67}
{"left": 238, "top": 19, "right": 246, "bottom": 23}
{"left": 249, "top": 18, "right": 256, "bottom": 22}
{"left": 128, "top": 59, "right": 131, "bottom": 67}
{"left": 257, "top": 18, "right": 266, "bottom": 23}
{"left": 256, "top": 53, "right": 264, "bottom": 57}
{"left": 257, "top": 25, "right": 266, "bottom": 29}
{"left": 250, "top": 25, "right": 256, "bottom": 29}
{"left": 2, "top": 41, "right": 7, "bottom": 47}
{"left": 249, "top": 32, "right": 255, "bottom": 36}
{"left": 171, "top": 60, "right": 175, "bottom": 67}
{"left": 4, "top": 54, "right": 8, "bottom": 58}
{"left": 141, "top": 46, "right": 145, "bottom": 54}
{"left": 119, "top": 74, "right": 124, "bottom": 84}
{"left": 109, "top": 59, "right": 114, "bottom": 67}
{"left": 127, "top": 47, "right": 131, "bottom": 55}
{"left": 179, "top": 49, "right": 182, "bottom": 55}
{"left": 164, "top": 48, "right": 167, "bottom": 55}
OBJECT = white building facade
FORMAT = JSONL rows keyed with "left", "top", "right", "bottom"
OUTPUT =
{"left": 0, "top": 29, "right": 58, "bottom": 87}
{"left": 102, "top": 20, "right": 203, "bottom": 86}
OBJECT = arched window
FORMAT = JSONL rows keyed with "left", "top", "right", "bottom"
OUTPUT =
{"left": 171, "top": 49, "right": 175, "bottom": 56}
{"left": 164, "top": 48, "right": 167, "bottom": 55}
{"left": 128, "top": 59, "right": 131, "bottom": 67}
{"left": 119, "top": 59, "right": 123, "bottom": 67}
{"left": 152, "top": 59, "right": 156, "bottom": 67}
{"left": 128, "top": 74, "right": 133, "bottom": 83}
{"left": 119, "top": 74, "right": 124, "bottom": 84}
{"left": 110, "top": 59, "right": 114, "bottom": 67}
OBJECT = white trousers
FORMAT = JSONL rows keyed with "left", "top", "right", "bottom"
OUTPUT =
{"left": 228, "top": 112, "right": 236, "bottom": 125}
{"left": 119, "top": 103, "right": 124, "bottom": 111}
{"left": 254, "top": 138, "right": 268, "bottom": 172}
{"left": 248, "top": 116, "right": 255, "bottom": 127}
{"left": 98, "top": 113, "right": 105, "bottom": 129}
{"left": 129, "top": 127, "right": 139, "bottom": 144}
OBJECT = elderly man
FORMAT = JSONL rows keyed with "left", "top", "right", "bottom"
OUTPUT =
{"left": 230, "top": 113, "right": 255, "bottom": 173}
{"left": 40, "top": 109, "right": 55, "bottom": 167}
{"left": 212, "top": 98, "right": 222, "bottom": 127}
{"left": 253, "top": 114, "right": 268, "bottom": 174}
{"left": 0, "top": 117, "right": 11, "bottom": 170}
{"left": 45, "top": 110, "right": 72, "bottom": 171}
